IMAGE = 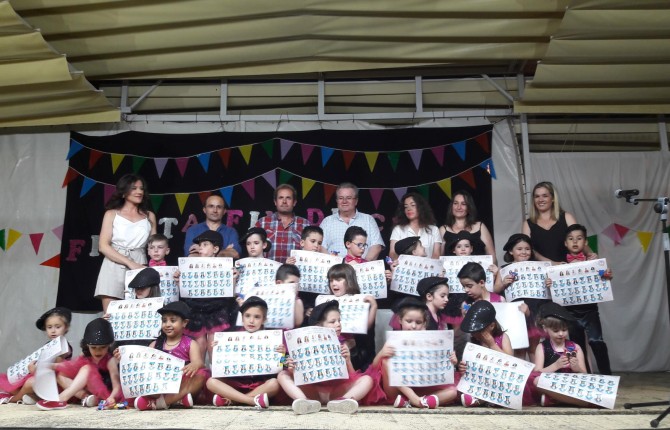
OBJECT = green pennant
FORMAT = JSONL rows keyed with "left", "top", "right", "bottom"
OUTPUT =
{"left": 261, "top": 139, "right": 274, "bottom": 159}
{"left": 278, "top": 170, "right": 293, "bottom": 185}
{"left": 416, "top": 184, "right": 430, "bottom": 200}
{"left": 387, "top": 152, "right": 401, "bottom": 172}
{"left": 587, "top": 234, "right": 598, "bottom": 255}
{"left": 150, "top": 195, "right": 164, "bottom": 212}
{"left": 132, "top": 156, "right": 146, "bottom": 173}
{"left": 0, "top": 229, "right": 5, "bottom": 251}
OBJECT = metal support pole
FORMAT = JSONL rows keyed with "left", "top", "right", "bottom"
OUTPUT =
{"left": 220, "top": 80, "right": 228, "bottom": 117}
{"left": 415, "top": 76, "right": 423, "bottom": 114}
{"left": 659, "top": 115, "right": 668, "bottom": 152}
{"left": 318, "top": 78, "right": 325, "bottom": 118}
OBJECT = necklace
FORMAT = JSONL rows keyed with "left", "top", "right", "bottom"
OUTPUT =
{"left": 165, "top": 340, "right": 180, "bottom": 347}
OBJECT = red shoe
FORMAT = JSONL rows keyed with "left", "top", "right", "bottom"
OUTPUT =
{"left": 393, "top": 395, "right": 411, "bottom": 408}
{"left": 420, "top": 395, "right": 439, "bottom": 409}
{"left": 134, "top": 396, "right": 157, "bottom": 411}
{"left": 253, "top": 393, "right": 269, "bottom": 409}
{"left": 176, "top": 393, "right": 193, "bottom": 408}
{"left": 36, "top": 400, "right": 68, "bottom": 411}
{"left": 213, "top": 394, "right": 232, "bottom": 407}
{"left": 461, "top": 394, "right": 481, "bottom": 407}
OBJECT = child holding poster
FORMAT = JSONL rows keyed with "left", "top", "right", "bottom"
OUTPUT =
{"left": 207, "top": 297, "right": 283, "bottom": 409}
{"left": 459, "top": 262, "right": 505, "bottom": 307}
{"left": 287, "top": 226, "right": 324, "bottom": 319}
{"left": 240, "top": 227, "right": 272, "bottom": 258}
{"left": 389, "top": 277, "right": 451, "bottom": 331}
{"left": 374, "top": 297, "right": 458, "bottom": 409}
{"left": 147, "top": 233, "right": 171, "bottom": 267}
{"left": 0, "top": 307, "right": 73, "bottom": 405}
{"left": 343, "top": 226, "right": 369, "bottom": 264}
{"left": 275, "top": 264, "right": 305, "bottom": 328}
{"left": 134, "top": 301, "right": 206, "bottom": 411}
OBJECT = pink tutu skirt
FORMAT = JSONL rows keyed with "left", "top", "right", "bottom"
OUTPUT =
{"left": 0, "top": 373, "right": 30, "bottom": 393}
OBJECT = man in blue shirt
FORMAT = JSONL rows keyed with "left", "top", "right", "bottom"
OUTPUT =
{"left": 183, "top": 195, "right": 241, "bottom": 258}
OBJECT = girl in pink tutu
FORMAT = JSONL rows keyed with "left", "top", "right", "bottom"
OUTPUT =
{"left": 0, "top": 307, "right": 73, "bottom": 405}
{"left": 37, "top": 318, "right": 121, "bottom": 410}
{"left": 389, "top": 277, "right": 451, "bottom": 331}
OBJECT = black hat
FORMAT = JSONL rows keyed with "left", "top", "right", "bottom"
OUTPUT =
{"left": 447, "top": 230, "right": 473, "bottom": 253}
{"left": 128, "top": 268, "right": 160, "bottom": 289}
{"left": 391, "top": 297, "right": 428, "bottom": 315}
{"left": 538, "top": 302, "right": 576, "bottom": 322}
{"left": 240, "top": 296, "right": 268, "bottom": 314}
{"left": 35, "top": 307, "right": 72, "bottom": 331}
{"left": 503, "top": 233, "right": 532, "bottom": 252}
{"left": 461, "top": 300, "right": 496, "bottom": 333}
{"left": 239, "top": 227, "right": 272, "bottom": 252}
{"left": 83, "top": 318, "right": 115, "bottom": 345}
{"left": 394, "top": 236, "right": 420, "bottom": 256}
{"left": 157, "top": 301, "right": 191, "bottom": 320}
{"left": 193, "top": 230, "right": 223, "bottom": 248}
{"left": 308, "top": 300, "right": 340, "bottom": 326}
{"left": 416, "top": 277, "right": 449, "bottom": 298}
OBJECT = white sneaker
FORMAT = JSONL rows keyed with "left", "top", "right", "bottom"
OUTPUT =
{"left": 81, "top": 395, "right": 99, "bottom": 407}
{"left": 21, "top": 395, "right": 37, "bottom": 406}
{"left": 326, "top": 398, "right": 358, "bottom": 414}
{"left": 292, "top": 398, "right": 321, "bottom": 415}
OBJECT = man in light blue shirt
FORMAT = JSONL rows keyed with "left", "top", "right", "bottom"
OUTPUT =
{"left": 183, "top": 195, "right": 241, "bottom": 258}
{"left": 320, "top": 182, "right": 384, "bottom": 260}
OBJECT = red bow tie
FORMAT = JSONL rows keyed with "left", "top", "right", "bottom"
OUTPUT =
{"left": 149, "top": 260, "right": 167, "bottom": 267}
{"left": 344, "top": 255, "right": 365, "bottom": 264}
{"left": 566, "top": 252, "right": 586, "bottom": 263}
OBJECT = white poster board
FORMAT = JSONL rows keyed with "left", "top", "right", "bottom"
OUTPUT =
{"left": 386, "top": 330, "right": 454, "bottom": 386}
{"left": 352, "top": 260, "right": 388, "bottom": 298}
{"left": 6, "top": 337, "right": 69, "bottom": 385}
{"left": 211, "top": 330, "right": 284, "bottom": 378}
{"left": 314, "top": 295, "right": 370, "bottom": 334}
{"left": 499, "top": 261, "right": 552, "bottom": 301}
{"left": 107, "top": 297, "right": 164, "bottom": 341}
{"left": 547, "top": 259, "right": 613, "bottom": 306}
{"left": 235, "top": 283, "right": 298, "bottom": 329}
{"left": 178, "top": 257, "right": 234, "bottom": 298}
{"left": 234, "top": 257, "right": 282, "bottom": 297}
{"left": 492, "top": 302, "right": 530, "bottom": 350}
{"left": 390, "top": 255, "right": 443, "bottom": 296}
{"left": 119, "top": 345, "right": 184, "bottom": 399}
{"left": 125, "top": 266, "right": 180, "bottom": 304}
{"left": 290, "top": 250, "right": 340, "bottom": 294}
{"left": 284, "top": 326, "right": 348, "bottom": 386}
{"left": 537, "top": 373, "right": 620, "bottom": 409}
{"left": 439, "top": 255, "right": 494, "bottom": 293}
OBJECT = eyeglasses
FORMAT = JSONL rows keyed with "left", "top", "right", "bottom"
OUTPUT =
{"left": 353, "top": 242, "right": 368, "bottom": 249}
{"left": 336, "top": 196, "right": 356, "bottom": 201}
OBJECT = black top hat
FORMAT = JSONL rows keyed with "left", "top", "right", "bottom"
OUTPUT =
{"left": 447, "top": 230, "right": 474, "bottom": 253}
{"left": 394, "top": 236, "right": 420, "bottom": 256}
{"left": 538, "top": 302, "right": 576, "bottom": 322}
{"left": 35, "top": 307, "right": 72, "bottom": 331}
{"left": 461, "top": 300, "right": 496, "bottom": 333}
{"left": 239, "top": 227, "right": 272, "bottom": 252}
{"left": 308, "top": 300, "right": 340, "bottom": 326}
{"left": 240, "top": 296, "right": 268, "bottom": 314}
{"left": 503, "top": 233, "right": 532, "bottom": 252}
{"left": 157, "top": 301, "right": 191, "bottom": 320}
{"left": 391, "top": 297, "right": 428, "bottom": 315}
{"left": 128, "top": 267, "right": 160, "bottom": 289}
{"left": 83, "top": 318, "right": 115, "bottom": 345}
{"left": 193, "top": 230, "right": 223, "bottom": 248}
{"left": 416, "top": 277, "right": 449, "bottom": 298}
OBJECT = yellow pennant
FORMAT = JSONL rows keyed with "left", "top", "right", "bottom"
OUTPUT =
{"left": 6, "top": 229, "right": 22, "bottom": 250}
{"left": 437, "top": 178, "right": 452, "bottom": 199}
{"left": 302, "top": 178, "right": 316, "bottom": 199}
{"left": 239, "top": 145, "right": 253, "bottom": 165}
{"left": 637, "top": 231, "right": 653, "bottom": 253}
{"left": 365, "top": 152, "right": 379, "bottom": 172}
{"left": 111, "top": 154, "right": 125, "bottom": 173}
{"left": 175, "top": 193, "right": 190, "bottom": 214}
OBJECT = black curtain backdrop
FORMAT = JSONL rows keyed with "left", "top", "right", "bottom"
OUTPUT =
{"left": 57, "top": 126, "right": 493, "bottom": 311}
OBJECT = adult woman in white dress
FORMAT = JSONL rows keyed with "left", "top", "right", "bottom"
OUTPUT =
{"left": 389, "top": 192, "right": 442, "bottom": 260}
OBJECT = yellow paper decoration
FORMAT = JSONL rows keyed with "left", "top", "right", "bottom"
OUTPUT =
{"left": 239, "top": 145, "right": 253, "bottom": 165}
{"left": 637, "top": 231, "right": 654, "bottom": 253}
{"left": 302, "top": 178, "right": 316, "bottom": 199}
{"left": 174, "top": 193, "right": 190, "bottom": 214}
{"left": 110, "top": 154, "right": 125, "bottom": 173}
{"left": 6, "top": 229, "right": 22, "bottom": 250}
{"left": 364, "top": 152, "right": 379, "bottom": 172}
{"left": 437, "top": 178, "right": 452, "bottom": 199}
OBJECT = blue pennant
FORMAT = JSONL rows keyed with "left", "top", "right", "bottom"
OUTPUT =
{"left": 197, "top": 153, "right": 211, "bottom": 173}
{"left": 220, "top": 186, "right": 233, "bottom": 206}
{"left": 479, "top": 159, "right": 497, "bottom": 179}
{"left": 80, "top": 177, "right": 96, "bottom": 197}
{"left": 67, "top": 139, "right": 84, "bottom": 160}
{"left": 453, "top": 141, "right": 466, "bottom": 161}
{"left": 321, "top": 147, "right": 334, "bottom": 167}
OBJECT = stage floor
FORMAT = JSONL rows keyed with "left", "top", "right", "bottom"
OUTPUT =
{"left": 1, "top": 372, "right": 668, "bottom": 429}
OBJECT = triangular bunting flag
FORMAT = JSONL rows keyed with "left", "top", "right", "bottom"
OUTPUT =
{"left": 220, "top": 187, "right": 233, "bottom": 207}
{"left": 430, "top": 147, "right": 445, "bottom": 167}
{"left": 29, "top": 233, "right": 44, "bottom": 254}
{"left": 301, "top": 144, "right": 315, "bottom": 165}
{"left": 614, "top": 223, "right": 630, "bottom": 240}
{"left": 459, "top": 169, "right": 476, "bottom": 189}
{"left": 66, "top": 139, "right": 84, "bottom": 160}
{"left": 475, "top": 134, "right": 490, "bottom": 153}
{"left": 262, "top": 170, "right": 277, "bottom": 189}
{"left": 89, "top": 150, "right": 104, "bottom": 169}
{"left": 321, "top": 147, "right": 334, "bottom": 167}
{"left": 637, "top": 231, "right": 654, "bottom": 253}
{"left": 111, "top": 154, "right": 125, "bottom": 174}
{"left": 218, "top": 149, "right": 231, "bottom": 168}
{"left": 40, "top": 254, "right": 60, "bottom": 268}
{"left": 80, "top": 177, "right": 96, "bottom": 197}
{"left": 302, "top": 178, "right": 316, "bottom": 199}
{"left": 62, "top": 168, "right": 78, "bottom": 188}
{"left": 174, "top": 193, "right": 190, "bottom": 214}
{"left": 324, "top": 183, "right": 337, "bottom": 204}
{"left": 197, "top": 153, "right": 211, "bottom": 173}
{"left": 365, "top": 152, "right": 379, "bottom": 172}
{"left": 242, "top": 179, "right": 255, "bottom": 199}
{"left": 409, "top": 149, "right": 422, "bottom": 170}
{"left": 437, "top": 178, "right": 452, "bottom": 198}
{"left": 239, "top": 145, "right": 253, "bottom": 165}
{"left": 150, "top": 194, "right": 164, "bottom": 212}
{"left": 278, "top": 170, "right": 293, "bottom": 185}
{"left": 369, "top": 189, "right": 384, "bottom": 210}
{"left": 0, "top": 229, "right": 5, "bottom": 251}
{"left": 416, "top": 185, "right": 430, "bottom": 200}
{"left": 453, "top": 141, "right": 466, "bottom": 161}
{"left": 51, "top": 225, "right": 63, "bottom": 241}
{"left": 342, "top": 151, "right": 356, "bottom": 171}
{"left": 6, "top": 229, "right": 21, "bottom": 250}
{"left": 388, "top": 152, "right": 401, "bottom": 172}
{"left": 132, "top": 156, "right": 146, "bottom": 173}
{"left": 154, "top": 158, "right": 168, "bottom": 178}
{"left": 261, "top": 139, "right": 274, "bottom": 159}
{"left": 479, "top": 159, "right": 497, "bottom": 179}
{"left": 175, "top": 158, "right": 189, "bottom": 177}
{"left": 280, "top": 139, "right": 294, "bottom": 159}
{"left": 198, "top": 192, "right": 212, "bottom": 205}
{"left": 104, "top": 184, "right": 115, "bottom": 205}
{"left": 393, "top": 187, "right": 407, "bottom": 202}
{"left": 602, "top": 224, "right": 623, "bottom": 246}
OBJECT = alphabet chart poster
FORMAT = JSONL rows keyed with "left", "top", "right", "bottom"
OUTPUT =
{"left": 439, "top": 256, "right": 494, "bottom": 293}
{"left": 499, "top": 261, "right": 552, "bottom": 302}
{"left": 235, "top": 283, "right": 298, "bottom": 329}
{"left": 353, "top": 260, "right": 388, "bottom": 298}
{"left": 457, "top": 342, "right": 535, "bottom": 410}
{"left": 6, "top": 337, "right": 69, "bottom": 385}
{"left": 314, "top": 295, "right": 370, "bottom": 334}
{"left": 125, "top": 266, "right": 180, "bottom": 304}
{"left": 107, "top": 297, "right": 164, "bottom": 341}
{"left": 211, "top": 330, "right": 284, "bottom": 378}
{"left": 119, "top": 345, "right": 184, "bottom": 399}
{"left": 547, "top": 259, "right": 613, "bottom": 306}
{"left": 284, "top": 326, "right": 348, "bottom": 386}
{"left": 537, "top": 373, "right": 620, "bottom": 409}
{"left": 290, "top": 250, "right": 341, "bottom": 295}
{"left": 390, "top": 255, "right": 443, "bottom": 296}
{"left": 178, "top": 257, "right": 234, "bottom": 298}
{"left": 386, "top": 330, "right": 454, "bottom": 387}
{"left": 234, "top": 257, "right": 281, "bottom": 298}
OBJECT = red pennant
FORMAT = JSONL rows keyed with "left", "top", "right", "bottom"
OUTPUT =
{"left": 198, "top": 191, "right": 212, "bottom": 206}
{"left": 104, "top": 184, "right": 115, "bottom": 205}
{"left": 40, "top": 254, "right": 60, "bottom": 268}
{"left": 218, "top": 149, "right": 231, "bottom": 168}
{"left": 342, "top": 151, "right": 356, "bottom": 170}
{"left": 301, "top": 144, "right": 315, "bottom": 164}
{"left": 369, "top": 189, "right": 384, "bottom": 210}
{"left": 324, "top": 183, "right": 337, "bottom": 204}
{"left": 29, "top": 233, "right": 44, "bottom": 254}
{"left": 88, "top": 150, "right": 104, "bottom": 169}
{"left": 242, "top": 179, "right": 255, "bottom": 199}
{"left": 459, "top": 169, "right": 476, "bottom": 189}
{"left": 62, "top": 168, "right": 78, "bottom": 188}
{"left": 430, "top": 147, "right": 445, "bottom": 167}
{"left": 614, "top": 223, "right": 630, "bottom": 239}
{"left": 175, "top": 158, "right": 189, "bottom": 177}
{"left": 475, "top": 133, "right": 490, "bottom": 153}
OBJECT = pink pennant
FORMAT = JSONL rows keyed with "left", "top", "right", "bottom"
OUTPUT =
{"left": 29, "top": 233, "right": 44, "bottom": 254}
{"left": 614, "top": 223, "right": 630, "bottom": 239}
{"left": 262, "top": 170, "right": 277, "bottom": 189}
{"left": 280, "top": 139, "right": 294, "bottom": 159}
{"left": 369, "top": 189, "right": 384, "bottom": 210}
{"left": 393, "top": 187, "right": 407, "bottom": 202}
{"left": 51, "top": 225, "right": 64, "bottom": 241}
{"left": 409, "top": 149, "right": 422, "bottom": 169}
{"left": 175, "top": 158, "right": 189, "bottom": 177}
{"left": 301, "top": 144, "right": 315, "bottom": 164}
{"left": 602, "top": 224, "right": 623, "bottom": 245}
{"left": 242, "top": 179, "right": 255, "bottom": 199}
{"left": 154, "top": 158, "right": 169, "bottom": 178}
{"left": 430, "top": 147, "right": 445, "bottom": 167}
{"left": 104, "top": 184, "right": 115, "bottom": 205}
